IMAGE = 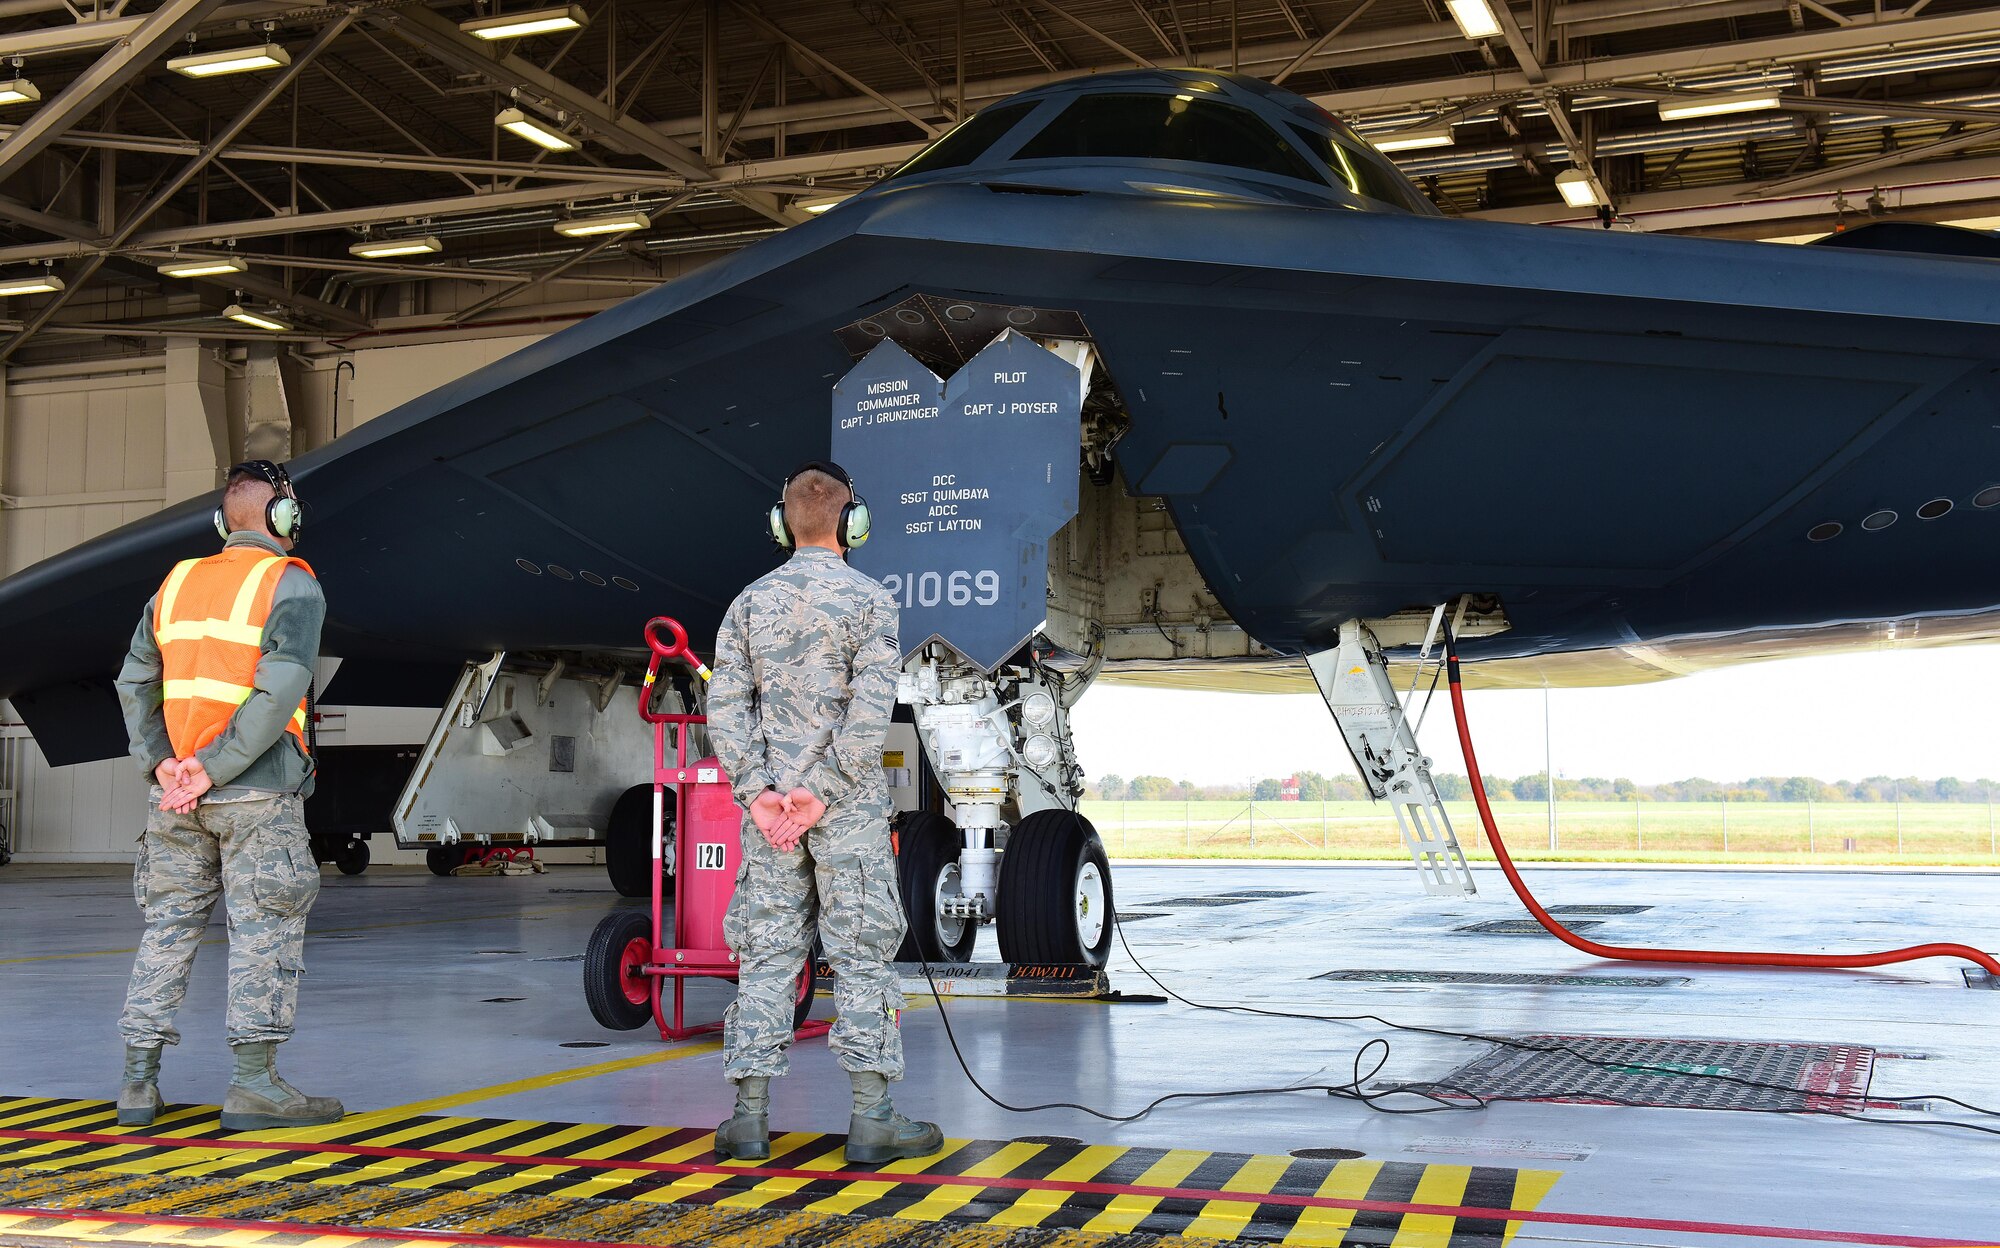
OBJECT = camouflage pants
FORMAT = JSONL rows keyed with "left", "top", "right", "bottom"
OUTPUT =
{"left": 119, "top": 793, "right": 320, "bottom": 1048}
{"left": 722, "top": 801, "right": 907, "bottom": 1080}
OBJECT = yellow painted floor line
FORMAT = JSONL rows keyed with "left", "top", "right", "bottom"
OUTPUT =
{"left": 538, "top": 1128, "right": 721, "bottom": 1202}
{"left": 1179, "top": 1152, "right": 1295, "bottom": 1240}
{"left": 1081, "top": 1148, "right": 1212, "bottom": 1235}
{"left": 960, "top": 1143, "right": 1128, "bottom": 1229}
{"left": 325, "top": 1036, "right": 724, "bottom": 1128}
{"left": 1388, "top": 1163, "right": 1474, "bottom": 1248}
{"left": 713, "top": 1140, "right": 852, "bottom": 1210}
{"left": 1282, "top": 1159, "right": 1384, "bottom": 1245}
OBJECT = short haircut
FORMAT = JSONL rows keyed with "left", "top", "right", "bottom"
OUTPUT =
{"left": 784, "top": 468, "right": 850, "bottom": 543}
{"left": 222, "top": 470, "right": 276, "bottom": 532}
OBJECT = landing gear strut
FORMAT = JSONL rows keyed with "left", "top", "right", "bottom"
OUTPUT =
{"left": 896, "top": 641, "right": 1107, "bottom": 967}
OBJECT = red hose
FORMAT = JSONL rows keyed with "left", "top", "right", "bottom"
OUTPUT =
{"left": 1443, "top": 639, "right": 2000, "bottom": 977}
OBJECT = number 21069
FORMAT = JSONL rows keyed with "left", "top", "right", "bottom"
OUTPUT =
{"left": 881, "top": 570, "right": 1000, "bottom": 608}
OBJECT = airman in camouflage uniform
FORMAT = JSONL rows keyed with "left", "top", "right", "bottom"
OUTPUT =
{"left": 111, "top": 463, "right": 342, "bottom": 1132}
{"left": 707, "top": 462, "right": 942, "bottom": 1165}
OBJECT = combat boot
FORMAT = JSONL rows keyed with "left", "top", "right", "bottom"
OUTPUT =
{"left": 714, "top": 1076, "right": 770, "bottom": 1161}
{"left": 117, "top": 1045, "right": 163, "bottom": 1127}
{"left": 844, "top": 1071, "right": 943, "bottom": 1164}
{"left": 220, "top": 1042, "right": 343, "bottom": 1130}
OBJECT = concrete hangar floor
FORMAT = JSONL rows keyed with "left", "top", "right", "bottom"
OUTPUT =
{"left": 1, "top": 861, "right": 1997, "bottom": 1248}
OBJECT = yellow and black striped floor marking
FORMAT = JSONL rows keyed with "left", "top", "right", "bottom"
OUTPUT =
{"left": 0, "top": 1095, "right": 1560, "bottom": 1246}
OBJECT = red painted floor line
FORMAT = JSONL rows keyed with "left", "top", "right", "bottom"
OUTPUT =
{"left": 0, "top": 1125, "right": 1990, "bottom": 1248}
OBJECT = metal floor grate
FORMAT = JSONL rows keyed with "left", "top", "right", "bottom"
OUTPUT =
{"left": 1439, "top": 1034, "right": 1875, "bottom": 1112}
{"left": 1456, "top": 919, "right": 1603, "bottom": 935}
{"left": 1964, "top": 969, "right": 1999, "bottom": 990}
{"left": 1317, "top": 969, "right": 1688, "bottom": 988}
{"left": 1219, "top": 889, "right": 1312, "bottom": 899}
{"left": 1114, "top": 910, "right": 1170, "bottom": 923}
{"left": 1547, "top": 904, "right": 1653, "bottom": 915}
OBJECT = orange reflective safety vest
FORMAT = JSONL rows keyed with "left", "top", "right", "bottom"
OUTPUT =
{"left": 151, "top": 546, "right": 318, "bottom": 760}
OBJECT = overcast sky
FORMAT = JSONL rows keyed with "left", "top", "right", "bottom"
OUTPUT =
{"left": 1068, "top": 644, "right": 2000, "bottom": 786}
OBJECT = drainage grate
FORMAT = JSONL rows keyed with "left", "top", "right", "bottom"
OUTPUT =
{"left": 1219, "top": 889, "right": 1312, "bottom": 899}
{"left": 1456, "top": 920, "right": 1602, "bottom": 935}
{"left": 1154, "top": 896, "right": 1257, "bottom": 908}
{"left": 560, "top": 1041, "right": 609, "bottom": 1049}
{"left": 534, "top": 954, "right": 585, "bottom": 963}
{"left": 1440, "top": 1034, "right": 1875, "bottom": 1112}
{"left": 1964, "top": 969, "right": 1999, "bottom": 990}
{"left": 1547, "top": 904, "right": 1653, "bottom": 915}
{"left": 1115, "top": 911, "right": 1171, "bottom": 923}
{"left": 1289, "top": 1147, "right": 1366, "bottom": 1160}
{"left": 1317, "top": 970, "right": 1687, "bottom": 988}
{"left": 1014, "top": 1135, "right": 1083, "bottom": 1147}
{"left": 482, "top": 997, "right": 526, "bottom": 1004}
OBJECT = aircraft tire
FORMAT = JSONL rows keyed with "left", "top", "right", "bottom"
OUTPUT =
{"left": 335, "top": 839, "right": 369, "bottom": 876}
{"left": 425, "top": 846, "right": 456, "bottom": 876}
{"left": 584, "top": 908, "right": 656, "bottom": 1031}
{"left": 996, "top": 810, "right": 1114, "bottom": 968}
{"left": 606, "top": 784, "right": 670, "bottom": 898}
{"left": 894, "top": 812, "right": 977, "bottom": 964}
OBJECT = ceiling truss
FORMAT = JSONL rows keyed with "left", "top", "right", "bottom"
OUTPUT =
{"left": 0, "top": 0, "right": 1992, "bottom": 358}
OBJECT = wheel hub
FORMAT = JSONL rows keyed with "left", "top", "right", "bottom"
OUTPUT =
{"left": 935, "top": 863, "right": 970, "bottom": 943}
{"left": 1075, "top": 861, "right": 1106, "bottom": 947}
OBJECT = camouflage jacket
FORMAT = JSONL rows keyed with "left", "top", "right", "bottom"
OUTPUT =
{"left": 707, "top": 547, "right": 900, "bottom": 813}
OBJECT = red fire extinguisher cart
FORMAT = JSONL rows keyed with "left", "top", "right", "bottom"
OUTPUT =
{"left": 584, "top": 617, "right": 827, "bottom": 1042}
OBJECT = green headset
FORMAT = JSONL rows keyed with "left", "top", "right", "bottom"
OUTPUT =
{"left": 768, "top": 459, "right": 870, "bottom": 550}
{"left": 213, "top": 459, "right": 304, "bottom": 544}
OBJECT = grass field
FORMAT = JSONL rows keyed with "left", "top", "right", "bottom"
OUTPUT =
{"left": 1079, "top": 799, "right": 2000, "bottom": 865}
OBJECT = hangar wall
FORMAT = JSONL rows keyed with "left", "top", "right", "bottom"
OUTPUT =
{"left": 0, "top": 333, "right": 547, "bottom": 863}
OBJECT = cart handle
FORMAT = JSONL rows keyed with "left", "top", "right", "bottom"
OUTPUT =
{"left": 640, "top": 616, "right": 712, "bottom": 724}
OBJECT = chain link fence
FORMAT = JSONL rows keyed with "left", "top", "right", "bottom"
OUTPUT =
{"left": 1079, "top": 799, "right": 2000, "bottom": 862}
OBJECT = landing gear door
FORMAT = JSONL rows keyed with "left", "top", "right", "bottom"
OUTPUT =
{"left": 831, "top": 330, "right": 1081, "bottom": 674}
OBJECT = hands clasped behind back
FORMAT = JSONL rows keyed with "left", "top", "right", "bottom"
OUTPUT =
{"left": 748, "top": 786, "right": 829, "bottom": 852}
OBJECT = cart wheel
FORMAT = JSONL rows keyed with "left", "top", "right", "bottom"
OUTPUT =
{"left": 792, "top": 951, "right": 819, "bottom": 1032}
{"left": 585, "top": 909, "right": 656, "bottom": 1031}
{"left": 606, "top": 784, "right": 672, "bottom": 898}
{"left": 894, "top": 812, "right": 976, "bottom": 964}
{"left": 336, "top": 839, "right": 369, "bottom": 876}
{"left": 996, "top": 810, "right": 1114, "bottom": 968}
{"left": 425, "top": 846, "right": 456, "bottom": 876}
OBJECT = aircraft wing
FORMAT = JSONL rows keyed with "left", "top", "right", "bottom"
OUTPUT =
{"left": 5, "top": 178, "right": 1999, "bottom": 762}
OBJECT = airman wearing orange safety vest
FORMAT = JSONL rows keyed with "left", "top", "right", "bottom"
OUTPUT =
{"left": 111, "top": 460, "right": 342, "bottom": 1133}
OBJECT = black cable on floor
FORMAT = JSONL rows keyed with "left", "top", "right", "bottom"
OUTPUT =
{"left": 913, "top": 810, "right": 2000, "bottom": 1138}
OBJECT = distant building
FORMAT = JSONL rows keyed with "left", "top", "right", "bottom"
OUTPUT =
{"left": 1281, "top": 776, "right": 1301, "bottom": 802}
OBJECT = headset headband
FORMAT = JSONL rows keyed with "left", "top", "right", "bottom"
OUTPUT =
{"left": 784, "top": 460, "right": 854, "bottom": 492}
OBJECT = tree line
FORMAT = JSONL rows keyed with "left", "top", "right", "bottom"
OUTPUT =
{"left": 1088, "top": 771, "right": 2000, "bottom": 803}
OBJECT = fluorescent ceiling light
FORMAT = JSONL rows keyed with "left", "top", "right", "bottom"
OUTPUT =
{"left": 157, "top": 256, "right": 246, "bottom": 279}
{"left": 349, "top": 235, "right": 442, "bottom": 258}
{"left": 0, "top": 272, "right": 62, "bottom": 296}
{"left": 495, "top": 106, "right": 577, "bottom": 151}
{"left": 1555, "top": 167, "right": 1605, "bottom": 208}
{"left": 224, "top": 303, "right": 289, "bottom": 331}
{"left": 796, "top": 193, "right": 852, "bottom": 213}
{"left": 1658, "top": 92, "right": 1784, "bottom": 121}
{"left": 168, "top": 42, "right": 291, "bottom": 78}
{"left": 461, "top": 4, "right": 589, "bottom": 40}
{"left": 554, "top": 211, "right": 650, "bottom": 237}
{"left": 1446, "top": 0, "right": 1502, "bottom": 40}
{"left": 1371, "top": 126, "right": 1454, "bottom": 153}
{"left": 0, "top": 78, "right": 39, "bottom": 104}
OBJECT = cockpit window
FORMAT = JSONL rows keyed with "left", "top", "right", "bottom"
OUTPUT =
{"left": 888, "top": 101, "right": 1041, "bottom": 180}
{"left": 1009, "top": 93, "right": 1327, "bottom": 185}
{"left": 1286, "top": 123, "right": 1422, "bottom": 211}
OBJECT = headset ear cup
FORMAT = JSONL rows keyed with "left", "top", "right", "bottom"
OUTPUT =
{"left": 845, "top": 497, "right": 871, "bottom": 549}
{"left": 267, "top": 497, "right": 301, "bottom": 540}
{"left": 214, "top": 508, "right": 230, "bottom": 541}
{"left": 768, "top": 502, "right": 792, "bottom": 548}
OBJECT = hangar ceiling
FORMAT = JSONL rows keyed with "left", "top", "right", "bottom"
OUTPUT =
{"left": 0, "top": 0, "right": 1997, "bottom": 357}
